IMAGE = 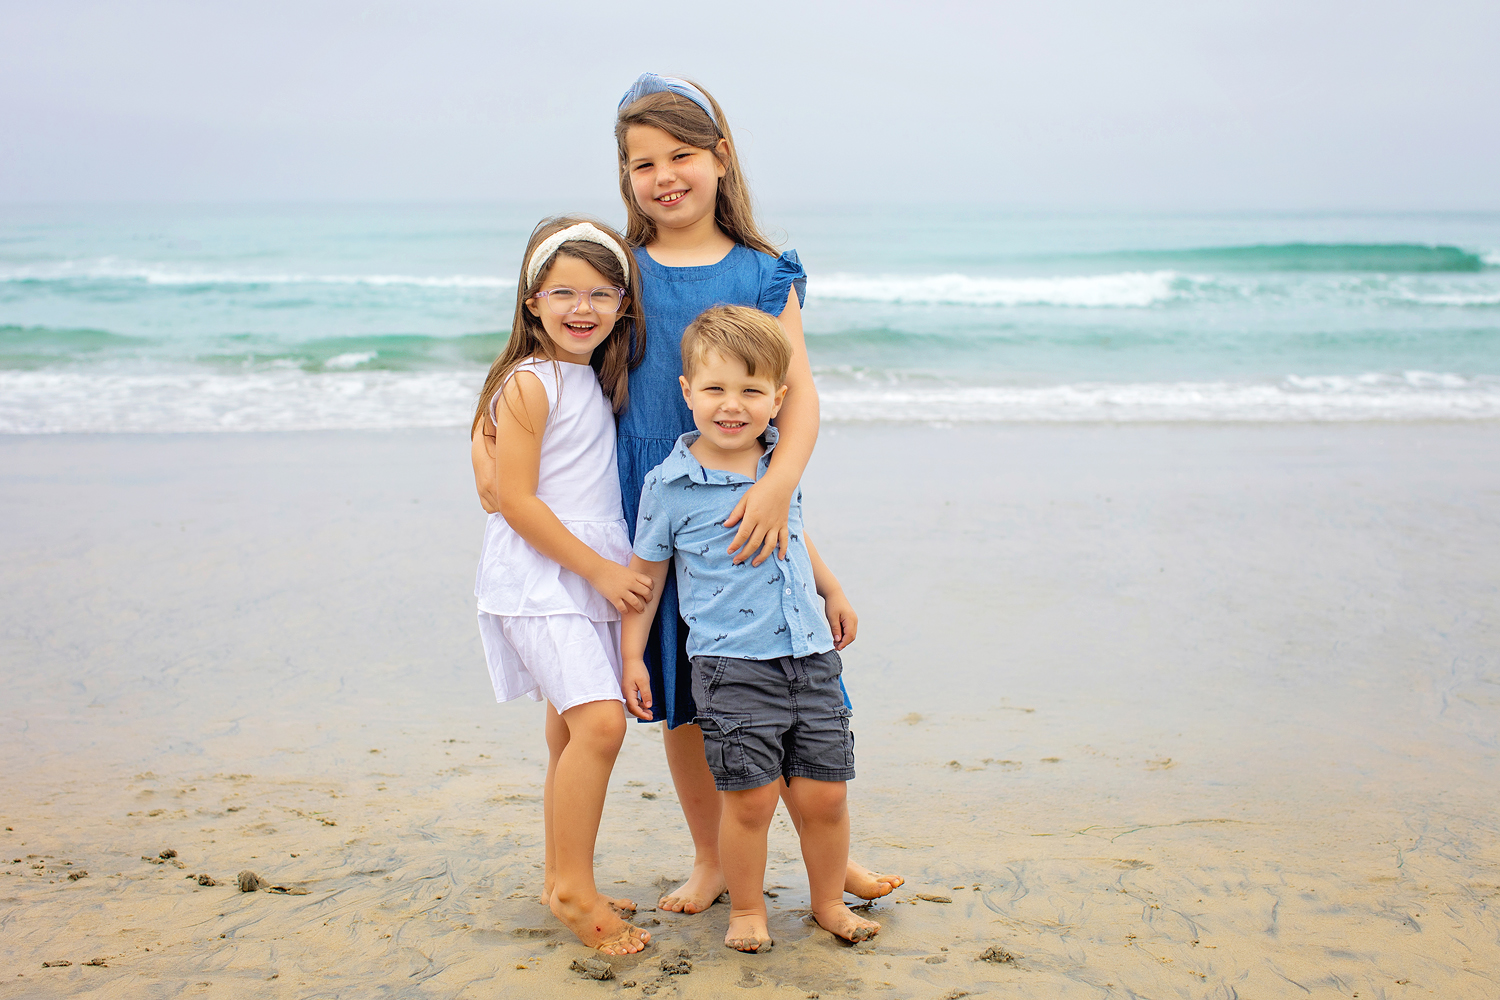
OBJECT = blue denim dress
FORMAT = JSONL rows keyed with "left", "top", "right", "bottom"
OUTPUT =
{"left": 618, "top": 243, "right": 807, "bottom": 728}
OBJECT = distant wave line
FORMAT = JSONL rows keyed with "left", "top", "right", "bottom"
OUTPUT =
{"left": 3, "top": 369, "right": 1496, "bottom": 432}
{"left": 0, "top": 263, "right": 511, "bottom": 289}
{"left": 809, "top": 271, "right": 1185, "bottom": 308}
{"left": 1092, "top": 242, "right": 1493, "bottom": 273}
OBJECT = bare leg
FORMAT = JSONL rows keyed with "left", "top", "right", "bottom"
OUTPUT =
{"left": 539, "top": 704, "right": 635, "bottom": 914}
{"left": 778, "top": 779, "right": 905, "bottom": 900}
{"left": 719, "top": 782, "right": 780, "bottom": 952}
{"left": 546, "top": 700, "right": 650, "bottom": 955}
{"left": 659, "top": 723, "right": 728, "bottom": 913}
{"left": 783, "top": 778, "right": 878, "bottom": 943}
{"left": 540, "top": 702, "right": 568, "bottom": 906}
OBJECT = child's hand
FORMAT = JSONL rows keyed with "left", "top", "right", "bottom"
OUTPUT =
{"left": 725, "top": 476, "right": 793, "bottom": 566}
{"left": 823, "top": 588, "right": 858, "bottom": 651}
{"left": 622, "top": 659, "right": 654, "bottom": 720}
{"left": 591, "top": 561, "right": 655, "bottom": 614}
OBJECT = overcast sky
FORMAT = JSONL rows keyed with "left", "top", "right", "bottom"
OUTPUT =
{"left": 2, "top": 0, "right": 1497, "bottom": 210}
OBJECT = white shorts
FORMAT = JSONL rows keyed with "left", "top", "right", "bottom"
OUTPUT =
{"left": 478, "top": 611, "right": 624, "bottom": 714}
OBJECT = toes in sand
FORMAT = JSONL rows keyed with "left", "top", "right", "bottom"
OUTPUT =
{"left": 724, "top": 913, "right": 774, "bottom": 953}
{"left": 550, "top": 893, "right": 651, "bottom": 955}
{"left": 845, "top": 862, "right": 904, "bottom": 900}
{"left": 658, "top": 863, "right": 726, "bottom": 914}
{"left": 814, "top": 902, "right": 880, "bottom": 944}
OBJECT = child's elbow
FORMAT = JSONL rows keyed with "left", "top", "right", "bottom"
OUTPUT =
{"left": 496, "top": 494, "right": 525, "bottom": 521}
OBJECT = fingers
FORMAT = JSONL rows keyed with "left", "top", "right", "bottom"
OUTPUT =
{"left": 748, "top": 526, "right": 784, "bottom": 568}
{"left": 841, "top": 613, "right": 858, "bottom": 647}
{"left": 776, "top": 526, "right": 789, "bottom": 561}
{"left": 624, "top": 677, "right": 654, "bottom": 720}
{"left": 723, "top": 495, "right": 748, "bottom": 530}
{"left": 623, "top": 590, "right": 646, "bottom": 614}
{"left": 734, "top": 525, "right": 771, "bottom": 566}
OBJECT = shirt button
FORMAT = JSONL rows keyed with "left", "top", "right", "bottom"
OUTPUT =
{"left": 784, "top": 588, "right": 792, "bottom": 595}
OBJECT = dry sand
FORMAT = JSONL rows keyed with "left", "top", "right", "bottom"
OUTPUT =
{"left": 1, "top": 424, "right": 1497, "bottom": 998}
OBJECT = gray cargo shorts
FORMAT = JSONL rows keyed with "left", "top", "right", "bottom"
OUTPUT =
{"left": 689, "top": 649, "right": 856, "bottom": 792}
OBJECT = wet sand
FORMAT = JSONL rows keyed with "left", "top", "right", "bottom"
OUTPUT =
{"left": 2, "top": 424, "right": 1497, "bottom": 998}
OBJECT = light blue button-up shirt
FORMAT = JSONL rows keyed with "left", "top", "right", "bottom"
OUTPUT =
{"left": 633, "top": 428, "right": 834, "bottom": 662}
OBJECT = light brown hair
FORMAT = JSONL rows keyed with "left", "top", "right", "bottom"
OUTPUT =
{"left": 471, "top": 216, "right": 645, "bottom": 434}
{"left": 615, "top": 80, "right": 777, "bottom": 256}
{"left": 680, "top": 305, "right": 791, "bottom": 385}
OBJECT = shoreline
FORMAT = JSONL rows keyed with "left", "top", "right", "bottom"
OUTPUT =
{"left": 3, "top": 423, "right": 1498, "bottom": 997}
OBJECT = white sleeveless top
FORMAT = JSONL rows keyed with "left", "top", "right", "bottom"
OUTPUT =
{"left": 474, "top": 359, "right": 631, "bottom": 621}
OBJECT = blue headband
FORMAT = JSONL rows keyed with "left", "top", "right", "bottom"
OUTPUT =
{"left": 618, "top": 73, "right": 717, "bottom": 123}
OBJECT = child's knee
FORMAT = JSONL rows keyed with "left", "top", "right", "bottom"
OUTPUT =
{"left": 723, "top": 783, "right": 780, "bottom": 827}
{"left": 789, "top": 778, "right": 847, "bottom": 821}
{"left": 564, "top": 701, "right": 627, "bottom": 753}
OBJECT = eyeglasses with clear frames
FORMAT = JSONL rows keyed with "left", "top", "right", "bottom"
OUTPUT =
{"left": 533, "top": 286, "right": 627, "bottom": 315}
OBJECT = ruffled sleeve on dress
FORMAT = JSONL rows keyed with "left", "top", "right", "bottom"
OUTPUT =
{"left": 757, "top": 249, "right": 807, "bottom": 315}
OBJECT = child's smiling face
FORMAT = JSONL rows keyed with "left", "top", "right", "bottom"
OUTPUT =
{"left": 525, "top": 255, "right": 623, "bottom": 364}
{"left": 625, "top": 124, "right": 727, "bottom": 234}
{"left": 678, "top": 350, "right": 787, "bottom": 455}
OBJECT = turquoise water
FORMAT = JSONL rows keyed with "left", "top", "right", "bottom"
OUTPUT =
{"left": 2, "top": 204, "right": 1498, "bottom": 430}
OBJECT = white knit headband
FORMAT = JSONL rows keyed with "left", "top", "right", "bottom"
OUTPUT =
{"left": 525, "top": 223, "right": 632, "bottom": 288}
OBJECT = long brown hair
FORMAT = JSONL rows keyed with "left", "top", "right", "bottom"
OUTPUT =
{"left": 471, "top": 216, "right": 645, "bottom": 435}
{"left": 615, "top": 79, "right": 777, "bottom": 255}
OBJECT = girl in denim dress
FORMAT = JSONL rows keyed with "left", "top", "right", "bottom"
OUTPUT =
{"left": 613, "top": 73, "right": 904, "bottom": 913}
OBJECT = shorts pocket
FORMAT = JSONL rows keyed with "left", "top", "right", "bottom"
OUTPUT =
{"left": 835, "top": 706, "right": 855, "bottom": 767}
{"left": 696, "top": 713, "right": 749, "bottom": 777}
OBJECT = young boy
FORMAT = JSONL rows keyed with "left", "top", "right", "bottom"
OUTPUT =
{"left": 621, "top": 305, "right": 879, "bottom": 953}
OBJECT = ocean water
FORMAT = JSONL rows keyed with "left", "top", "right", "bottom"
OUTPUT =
{"left": 2, "top": 204, "right": 1498, "bottom": 432}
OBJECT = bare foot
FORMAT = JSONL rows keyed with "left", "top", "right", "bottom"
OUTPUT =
{"left": 724, "top": 912, "right": 774, "bottom": 953}
{"left": 845, "top": 861, "right": 904, "bottom": 900}
{"left": 658, "top": 860, "right": 726, "bottom": 914}
{"left": 541, "top": 886, "right": 636, "bottom": 916}
{"left": 550, "top": 893, "right": 651, "bottom": 955}
{"left": 813, "top": 901, "right": 880, "bottom": 943}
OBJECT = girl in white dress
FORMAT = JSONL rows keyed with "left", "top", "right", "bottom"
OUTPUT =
{"left": 469, "top": 216, "right": 653, "bottom": 955}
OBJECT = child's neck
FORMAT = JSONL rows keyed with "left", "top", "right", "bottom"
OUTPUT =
{"left": 647, "top": 218, "right": 735, "bottom": 268}
{"left": 689, "top": 434, "right": 764, "bottom": 479}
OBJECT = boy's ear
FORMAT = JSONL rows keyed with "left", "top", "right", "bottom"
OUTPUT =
{"left": 679, "top": 375, "right": 692, "bottom": 407}
{"left": 770, "top": 382, "right": 789, "bottom": 418}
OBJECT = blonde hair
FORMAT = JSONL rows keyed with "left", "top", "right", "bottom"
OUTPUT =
{"left": 615, "top": 80, "right": 777, "bottom": 255}
{"left": 680, "top": 306, "right": 791, "bottom": 385}
{"left": 472, "top": 216, "right": 645, "bottom": 434}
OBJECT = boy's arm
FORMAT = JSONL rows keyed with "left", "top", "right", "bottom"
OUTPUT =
{"left": 621, "top": 556, "right": 671, "bottom": 720}
{"left": 805, "top": 533, "right": 857, "bottom": 651}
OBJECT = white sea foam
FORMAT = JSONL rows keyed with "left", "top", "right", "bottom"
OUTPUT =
{"left": 809, "top": 271, "right": 1184, "bottom": 308}
{"left": 0, "top": 260, "right": 510, "bottom": 289}
{"left": 324, "top": 351, "right": 378, "bottom": 369}
{"left": 1390, "top": 289, "right": 1500, "bottom": 307}
{"left": 0, "top": 370, "right": 484, "bottom": 433}
{"left": 814, "top": 372, "right": 1500, "bottom": 424}
{"left": 3, "top": 369, "right": 1497, "bottom": 433}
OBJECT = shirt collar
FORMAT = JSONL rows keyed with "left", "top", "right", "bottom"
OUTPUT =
{"left": 660, "top": 426, "right": 779, "bottom": 485}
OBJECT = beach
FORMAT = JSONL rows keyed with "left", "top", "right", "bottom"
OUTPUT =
{"left": 2, "top": 422, "right": 1497, "bottom": 998}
